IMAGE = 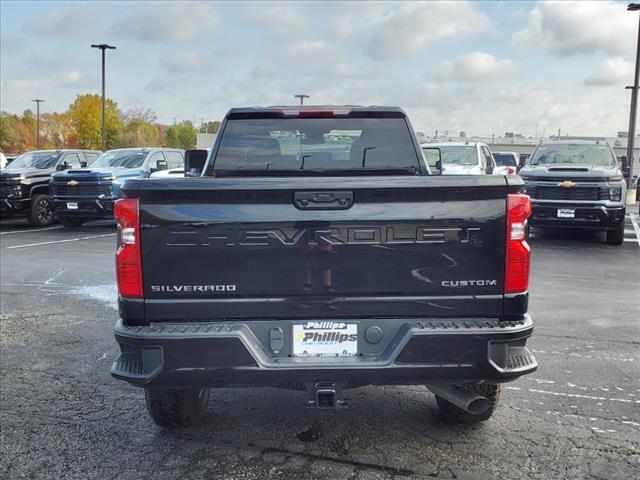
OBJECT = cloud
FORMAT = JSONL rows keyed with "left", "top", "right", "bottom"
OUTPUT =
{"left": 349, "top": 1, "right": 493, "bottom": 61}
{"left": 401, "top": 81, "right": 628, "bottom": 139}
{"left": 512, "top": 1, "right": 636, "bottom": 56}
{"left": 146, "top": 75, "right": 179, "bottom": 92}
{"left": 110, "top": 2, "right": 222, "bottom": 42}
{"left": 214, "top": 43, "right": 245, "bottom": 57}
{"left": 430, "top": 52, "right": 519, "bottom": 83}
{"left": 242, "top": 2, "right": 307, "bottom": 39}
{"left": 6, "top": 53, "right": 96, "bottom": 94}
{"left": 161, "top": 51, "right": 208, "bottom": 73}
{"left": 23, "top": 5, "right": 106, "bottom": 38}
{"left": 149, "top": 51, "right": 209, "bottom": 91}
{"left": 585, "top": 57, "right": 635, "bottom": 86}
{"left": 250, "top": 40, "right": 383, "bottom": 80}
{"left": 0, "top": 35, "right": 25, "bottom": 52}
{"left": 6, "top": 69, "right": 91, "bottom": 94}
{"left": 2, "top": 0, "right": 634, "bottom": 139}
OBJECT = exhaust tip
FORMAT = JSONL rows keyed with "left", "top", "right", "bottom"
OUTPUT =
{"left": 467, "top": 397, "right": 490, "bottom": 415}
{"left": 427, "top": 384, "right": 491, "bottom": 415}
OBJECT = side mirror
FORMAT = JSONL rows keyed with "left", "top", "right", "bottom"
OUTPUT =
{"left": 184, "top": 149, "right": 208, "bottom": 177}
{"left": 153, "top": 159, "right": 168, "bottom": 172}
{"left": 422, "top": 147, "right": 442, "bottom": 175}
{"left": 620, "top": 156, "right": 630, "bottom": 177}
{"left": 56, "top": 161, "right": 68, "bottom": 171}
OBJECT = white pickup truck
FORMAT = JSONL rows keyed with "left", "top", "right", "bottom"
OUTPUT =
{"left": 421, "top": 141, "right": 514, "bottom": 176}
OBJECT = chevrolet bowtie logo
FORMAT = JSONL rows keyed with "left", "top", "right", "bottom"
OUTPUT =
{"left": 559, "top": 180, "right": 575, "bottom": 188}
{"left": 67, "top": 180, "right": 78, "bottom": 186}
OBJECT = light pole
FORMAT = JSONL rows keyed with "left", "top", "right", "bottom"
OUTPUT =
{"left": 91, "top": 44, "right": 116, "bottom": 150}
{"left": 626, "top": 4, "right": 640, "bottom": 188}
{"left": 31, "top": 99, "right": 44, "bottom": 149}
{"left": 294, "top": 94, "right": 309, "bottom": 105}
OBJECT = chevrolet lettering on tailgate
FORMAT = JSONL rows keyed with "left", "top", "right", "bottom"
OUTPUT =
{"left": 166, "top": 226, "right": 482, "bottom": 247}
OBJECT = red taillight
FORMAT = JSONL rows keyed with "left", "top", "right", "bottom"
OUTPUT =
{"left": 505, "top": 193, "right": 531, "bottom": 294}
{"left": 114, "top": 198, "right": 143, "bottom": 298}
{"left": 280, "top": 108, "right": 352, "bottom": 118}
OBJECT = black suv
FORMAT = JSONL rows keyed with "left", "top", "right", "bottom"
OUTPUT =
{"left": 0, "top": 149, "right": 101, "bottom": 226}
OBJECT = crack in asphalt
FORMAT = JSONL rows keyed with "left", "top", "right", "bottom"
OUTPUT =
{"left": 261, "top": 447, "right": 415, "bottom": 477}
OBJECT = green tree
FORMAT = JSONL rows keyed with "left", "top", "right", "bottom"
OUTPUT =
{"left": 164, "top": 122, "right": 196, "bottom": 149}
{"left": 68, "top": 94, "right": 122, "bottom": 150}
{"left": 200, "top": 120, "right": 220, "bottom": 134}
{"left": 114, "top": 119, "right": 160, "bottom": 148}
{"left": 42, "top": 112, "right": 75, "bottom": 149}
{"left": 0, "top": 112, "right": 17, "bottom": 152}
{"left": 123, "top": 107, "right": 157, "bottom": 124}
{"left": 22, "top": 109, "right": 36, "bottom": 133}
{"left": 1, "top": 111, "right": 36, "bottom": 153}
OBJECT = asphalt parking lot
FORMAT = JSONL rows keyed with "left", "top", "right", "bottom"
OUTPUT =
{"left": 1, "top": 215, "right": 639, "bottom": 480}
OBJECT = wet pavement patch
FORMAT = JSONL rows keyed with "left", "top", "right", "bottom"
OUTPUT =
{"left": 296, "top": 422, "right": 323, "bottom": 443}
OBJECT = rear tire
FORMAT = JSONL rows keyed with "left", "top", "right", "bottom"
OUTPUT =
{"left": 58, "top": 217, "right": 84, "bottom": 228}
{"left": 605, "top": 222, "right": 624, "bottom": 245}
{"left": 27, "top": 194, "right": 55, "bottom": 227}
{"left": 145, "top": 387, "right": 209, "bottom": 428}
{"left": 436, "top": 383, "right": 500, "bottom": 424}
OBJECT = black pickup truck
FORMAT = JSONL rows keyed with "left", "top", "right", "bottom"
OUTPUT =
{"left": 0, "top": 149, "right": 101, "bottom": 226}
{"left": 50, "top": 148, "right": 184, "bottom": 227}
{"left": 111, "top": 106, "right": 537, "bottom": 427}
{"left": 519, "top": 140, "right": 627, "bottom": 244}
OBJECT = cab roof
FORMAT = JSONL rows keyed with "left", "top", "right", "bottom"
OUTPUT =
{"left": 226, "top": 106, "right": 408, "bottom": 118}
{"left": 539, "top": 139, "right": 610, "bottom": 146}
{"left": 229, "top": 105, "right": 405, "bottom": 113}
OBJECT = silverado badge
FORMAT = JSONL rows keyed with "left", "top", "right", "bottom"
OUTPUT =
{"left": 559, "top": 180, "right": 575, "bottom": 188}
{"left": 67, "top": 180, "right": 78, "bottom": 186}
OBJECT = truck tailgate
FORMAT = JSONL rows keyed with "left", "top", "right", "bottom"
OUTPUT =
{"left": 126, "top": 175, "right": 518, "bottom": 321}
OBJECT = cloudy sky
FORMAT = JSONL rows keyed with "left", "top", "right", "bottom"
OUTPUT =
{"left": 1, "top": 0, "right": 637, "bottom": 137}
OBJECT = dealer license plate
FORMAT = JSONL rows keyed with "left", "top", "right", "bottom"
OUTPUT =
{"left": 292, "top": 321, "right": 358, "bottom": 357}
{"left": 557, "top": 208, "right": 575, "bottom": 218}
{"left": 67, "top": 202, "right": 78, "bottom": 210}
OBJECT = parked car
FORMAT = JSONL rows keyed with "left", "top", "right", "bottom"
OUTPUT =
{"left": 519, "top": 140, "right": 626, "bottom": 245}
{"left": 111, "top": 106, "right": 536, "bottom": 427}
{"left": 0, "top": 152, "right": 7, "bottom": 169}
{"left": 50, "top": 148, "right": 184, "bottom": 227}
{"left": 0, "top": 149, "right": 101, "bottom": 226}
{"left": 492, "top": 151, "right": 519, "bottom": 175}
{"left": 421, "top": 141, "right": 498, "bottom": 175}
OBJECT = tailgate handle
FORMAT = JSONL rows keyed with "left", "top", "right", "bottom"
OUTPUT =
{"left": 294, "top": 191, "right": 353, "bottom": 210}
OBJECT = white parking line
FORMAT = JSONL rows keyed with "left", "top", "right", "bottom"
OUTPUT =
{"left": 530, "top": 348, "right": 636, "bottom": 362}
{"left": 629, "top": 213, "right": 640, "bottom": 247}
{"left": 0, "top": 225, "right": 63, "bottom": 235}
{"left": 506, "top": 386, "right": 640, "bottom": 404}
{"left": 6, "top": 233, "right": 116, "bottom": 249}
{"left": 44, "top": 268, "right": 66, "bottom": 285}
